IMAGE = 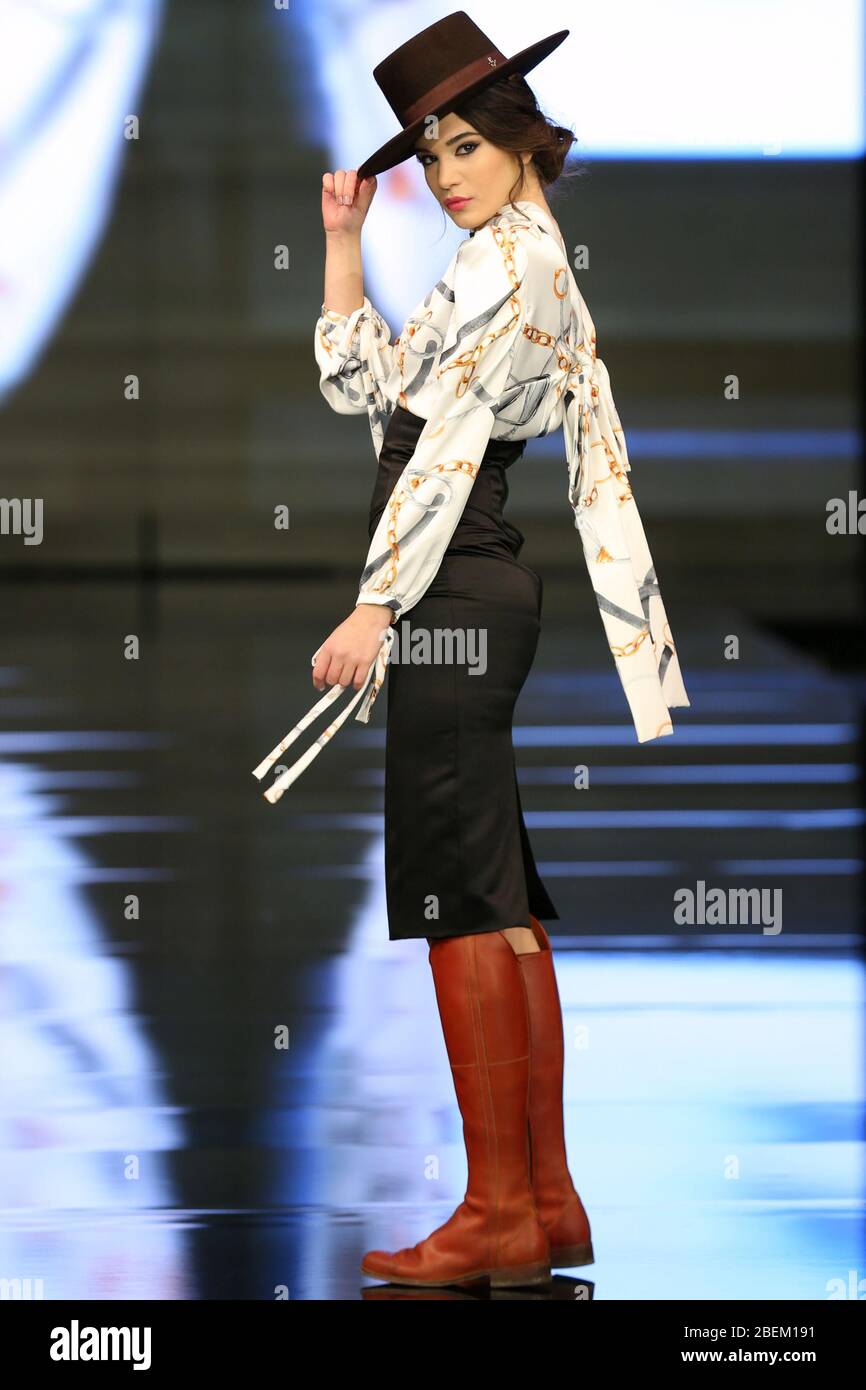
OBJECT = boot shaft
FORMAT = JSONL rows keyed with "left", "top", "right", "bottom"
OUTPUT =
{"left": 429, "top": 931, "right": 543, "bottom": 1215}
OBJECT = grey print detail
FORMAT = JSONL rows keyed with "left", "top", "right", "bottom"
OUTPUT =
{"left": 638, "top": 568, "right": 661, "bottom": 617}
{"left": 403, "top": 321, "right": 445, "bottom": 361}
{"left": 369, "top": 397, "right": 392, "bottom": 447}
{"left": 425, "top": 279, "right": 455, "bottom": 306}
{"left": 334, "top": 378, "right": 366, "bottom": 407}
{"left": 339, "top": 355, "right": 363, "bottom": 379}
{"left": 490, "top": 376, "right": 551, "bottom": 433}
{"left": 638, "top": 565, "right": 675, "bottom": 681}
{"left": 595, "top": 589, "right": 648, "bottom": 631}
{"left": 402, "top": 319, "right": 445, "bottom": 395}
{"left": 448, "top": 390, "right": 503, "bottom": 432}
{"left": 438, "top": 283, "right": 522, "bottom": 366}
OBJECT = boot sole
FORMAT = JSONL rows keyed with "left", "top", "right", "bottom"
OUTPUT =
{"left": 549, "top": 1240, "right": 594, "bottom": 1267}
{"left": 361, "top": 1259, "right": 551, "bottom": 1290}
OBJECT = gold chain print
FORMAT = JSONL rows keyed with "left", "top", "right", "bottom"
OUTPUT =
{"left": 371, "top": 459, "right": 481, "bottom": 593}
{"left": 611, "top": 627, "right": 650, "bottom": 659}
{"left": 523, "top": 323, "right": 556, "bottom": 348}
{"left": 524, "top": 264, "right": 571, "bottom": 351}
{"left": 439, "top": 224, "right": 523, "bottom": 399}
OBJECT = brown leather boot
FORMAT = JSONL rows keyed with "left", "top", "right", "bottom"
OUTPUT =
{"left": 517, "top": 916, "right": 595, "bottom": 1267}
{"left": 361, "top": 930, "right": 551, "bottom": 1289}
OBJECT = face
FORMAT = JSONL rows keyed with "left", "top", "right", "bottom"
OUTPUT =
{"left": 412, "top": 111, "right": 530, "bottom": 229}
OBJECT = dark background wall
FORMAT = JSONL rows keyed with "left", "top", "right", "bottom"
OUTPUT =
{"left": 1, "top": 0, "right": 861, "bottom": 633}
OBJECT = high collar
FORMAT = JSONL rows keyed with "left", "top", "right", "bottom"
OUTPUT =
{"left": 469, "top": 197, "right": 565, "bottom": 249}
{"left": 507, "top": 197, "right": 559, "bottom": 227}
{"left": 508, "top": 198, "right": 566, "bottom": 247}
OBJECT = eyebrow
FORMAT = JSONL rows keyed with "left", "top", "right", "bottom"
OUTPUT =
{"left": 413, "top": 129, "right": 477, "bottom": 154}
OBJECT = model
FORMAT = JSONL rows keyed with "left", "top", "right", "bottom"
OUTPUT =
{"left": 252, "top": 10, "right": 689, "bottom": 1290}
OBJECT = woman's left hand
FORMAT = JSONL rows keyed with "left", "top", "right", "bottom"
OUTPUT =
{"left": 312, "top": 605, "right": 393, "bottom": 693}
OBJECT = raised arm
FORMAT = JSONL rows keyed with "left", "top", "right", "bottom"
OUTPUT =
{"left": 315, "top": 169, "right": 398, "bottom": 424}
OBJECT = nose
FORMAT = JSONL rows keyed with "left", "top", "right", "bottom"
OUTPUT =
{"left": 436, "top": 159, "right": 462, "bottom": 196}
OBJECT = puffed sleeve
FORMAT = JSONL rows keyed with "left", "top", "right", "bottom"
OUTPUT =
{"left": 314, "top": 296, "right": 397, "bottom": 418}
{"left": 353, "top": 224, "right": 533, "bottom": 620}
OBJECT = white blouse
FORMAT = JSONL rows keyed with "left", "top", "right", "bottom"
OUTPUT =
{"left": 253, "top": 198, "right": 690, "bottom": 803}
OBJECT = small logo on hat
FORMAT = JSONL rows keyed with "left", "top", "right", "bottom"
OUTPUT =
{"left": 487, "top": 56, "right": 497, "bottom": 66}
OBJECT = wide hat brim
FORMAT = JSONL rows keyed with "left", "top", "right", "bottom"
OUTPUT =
{"left": 357, "top": 28, "right": 569, "bottom": 182}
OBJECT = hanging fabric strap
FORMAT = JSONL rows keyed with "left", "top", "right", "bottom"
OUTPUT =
{"left": 558, "top": 326, "right": 690, "bottom": 741}
{"left": 251, "top": 625, "right": 395, "bottom": 804}
{"left": 561, "top": 339, "right": 631, "bottom": 524}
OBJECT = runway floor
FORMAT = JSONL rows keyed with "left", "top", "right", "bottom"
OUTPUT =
{"left": 1, "top": 574, "right": 864, "bottom": 1300}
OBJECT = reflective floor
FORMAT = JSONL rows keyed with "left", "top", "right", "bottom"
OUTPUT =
{"left": 1, "top": 576, "right": 864, "bottom": 1300}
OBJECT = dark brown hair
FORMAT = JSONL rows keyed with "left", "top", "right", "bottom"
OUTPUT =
{"left": 453, "top": 71, "right": 585, "bottom": 210}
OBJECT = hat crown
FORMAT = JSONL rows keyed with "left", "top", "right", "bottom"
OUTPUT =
{"left": 373, "top": 11, "right": 504, "bottom": 126}
{"left": 356, "top": 14, "right": 568, "bottom": 181}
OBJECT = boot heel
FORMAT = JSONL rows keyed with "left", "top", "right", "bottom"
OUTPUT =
{"left": 550, "top": 1240, "right": 594, "bottom": 1267}
{"left": 489, "top": 1260, "right": 551, "bottom": 1289}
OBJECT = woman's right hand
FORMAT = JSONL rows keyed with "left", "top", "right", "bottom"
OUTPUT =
{"left": 311, "top": 605, "right": 392, "bottom": 694}
{"left": 322, "top": 169, "right": 377, "bottom": 238}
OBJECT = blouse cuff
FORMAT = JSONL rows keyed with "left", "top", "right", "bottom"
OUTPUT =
{"left": 355, "top": 595, "right": 398, "bottom": 620}
{"left": 318, "top": 296, "right": 389, "bottom": 336}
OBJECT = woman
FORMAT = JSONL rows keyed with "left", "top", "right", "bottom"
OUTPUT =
{"left": 253, "top": 12, "right": 689, "bottom": 1290}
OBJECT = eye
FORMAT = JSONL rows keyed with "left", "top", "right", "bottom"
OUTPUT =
{"left": 415, "top": 141, "right": 479, "bottom": 167}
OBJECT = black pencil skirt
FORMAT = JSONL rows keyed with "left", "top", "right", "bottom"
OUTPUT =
{"left": 382, "top": 550, "right": 560, "bottom": 942}
{"left": 369, "top": 403, "right": 560, "bottom": 943}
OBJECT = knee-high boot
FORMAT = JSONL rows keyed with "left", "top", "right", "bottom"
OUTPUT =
{"left": 361, "top": 930, "right": 550, "bottom": 1288}
{"left": 516, "top": 915, "right": 594, "bottom": 1267}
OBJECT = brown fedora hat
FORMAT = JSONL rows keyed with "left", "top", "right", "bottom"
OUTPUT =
{"left": 356, "top": 10, "right": 569, "bottom": 181}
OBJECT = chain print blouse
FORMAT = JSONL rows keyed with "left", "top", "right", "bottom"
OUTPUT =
{"left": 252, "top": 198, "right": 690, "bottom": 803}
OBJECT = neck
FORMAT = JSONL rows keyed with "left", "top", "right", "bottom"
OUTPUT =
{"left": 514, "top": 186, "right": 552, "bottom": 218}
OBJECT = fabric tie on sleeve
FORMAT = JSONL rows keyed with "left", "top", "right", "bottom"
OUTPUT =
{"left": 562, "top": 328, "right": 631, "bottom": 517}
{"left": 252, "top": 627, "right": 395, "bottom": 804}
{"left": 561, "top": 331, "right": 689, "bottom": 741}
